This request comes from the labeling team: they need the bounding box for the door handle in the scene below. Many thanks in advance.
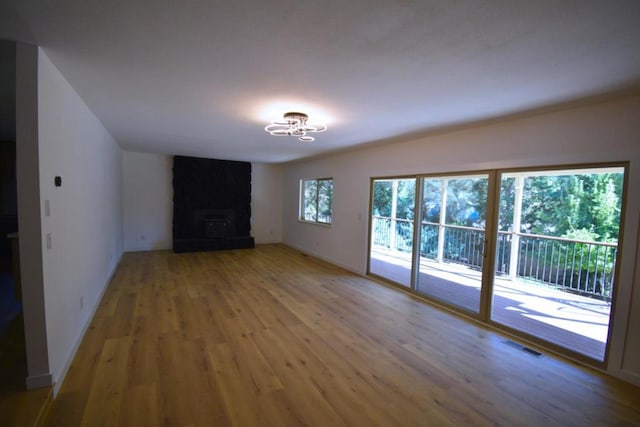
[477,237,487,258]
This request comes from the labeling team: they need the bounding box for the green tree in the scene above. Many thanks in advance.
[590,174,622,241]
[498,177,515,231]
[445,178,487,227]
[303,180,317,221]
[422,178,442,223]
[396,179,415,220]
[521,176,571,235]
[317,179,333,222]
[519,172,623,242]
[372,181,392,217]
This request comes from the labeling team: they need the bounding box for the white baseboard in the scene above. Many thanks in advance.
[614,369,640,387]
[283,242,364,276]
[123,242,172,252]
[255,239,282,245]
[26,372,53,389]
[52,251,122,397]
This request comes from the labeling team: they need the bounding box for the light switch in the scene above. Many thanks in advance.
[45,200,50,217]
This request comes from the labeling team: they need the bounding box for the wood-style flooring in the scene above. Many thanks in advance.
[369,250,610,360]
[45,244,640,426]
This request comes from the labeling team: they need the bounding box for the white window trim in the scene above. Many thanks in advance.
[299,177,333,226]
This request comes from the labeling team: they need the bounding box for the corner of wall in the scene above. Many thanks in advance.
[16,41,52,388]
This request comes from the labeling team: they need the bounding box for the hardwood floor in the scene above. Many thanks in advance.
[0,386,52,427]
[45,244,640,426]
[369,250,611,360]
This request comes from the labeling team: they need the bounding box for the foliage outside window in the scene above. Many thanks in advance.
[498,172,623,242]
[301,178,333,224]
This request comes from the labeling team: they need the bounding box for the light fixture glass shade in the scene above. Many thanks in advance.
[265,112,326,142]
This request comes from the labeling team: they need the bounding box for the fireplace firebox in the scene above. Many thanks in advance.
[204,218,230,238]
[193,209,236,239]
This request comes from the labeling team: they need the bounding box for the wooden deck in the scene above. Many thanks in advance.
[370,249,610,360]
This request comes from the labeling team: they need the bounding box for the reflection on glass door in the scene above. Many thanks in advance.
[415,175,489,313]
[369,178,416,287]
[490,167,625,361]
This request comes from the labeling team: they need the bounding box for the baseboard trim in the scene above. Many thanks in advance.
[283,243,364,276]
[615,369,640,387]
[25,373,52,389]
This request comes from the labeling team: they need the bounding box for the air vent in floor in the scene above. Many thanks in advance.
[503,340,543,357]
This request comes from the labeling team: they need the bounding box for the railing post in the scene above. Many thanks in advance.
[437,179,447,262]
[390,180,398,251]
[509,175,524,280]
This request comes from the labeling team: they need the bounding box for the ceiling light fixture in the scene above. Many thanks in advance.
[265,112,326,142]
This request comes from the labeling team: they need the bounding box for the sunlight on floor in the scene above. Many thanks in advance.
[370,248,610,359]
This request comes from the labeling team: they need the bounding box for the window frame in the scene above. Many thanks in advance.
[366,162,629,368]
[299,177,333,225]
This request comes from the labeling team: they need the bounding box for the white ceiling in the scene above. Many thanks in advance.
[1,0,639,163]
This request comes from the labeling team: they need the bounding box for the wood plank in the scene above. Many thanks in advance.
[156,334,229,426]
[124,315,159,388]
[41,244,640,426]
[44,391,85,427]
[248,326,347,426]
[206,341,267,426]
[80,336,131,426]
[0,386,51,427]
[117,384,162,427]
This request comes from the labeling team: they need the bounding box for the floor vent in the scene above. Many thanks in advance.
[503,340,543,357]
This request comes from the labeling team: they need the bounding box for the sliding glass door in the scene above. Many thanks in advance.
[416,174,489,313]
[490,166,625,361]
[368,164,626,363]
[369,178,416,287]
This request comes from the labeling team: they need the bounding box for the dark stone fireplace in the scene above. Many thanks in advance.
[172,156,254,253]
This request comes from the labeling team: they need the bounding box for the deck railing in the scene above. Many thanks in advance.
[371,216,616,300]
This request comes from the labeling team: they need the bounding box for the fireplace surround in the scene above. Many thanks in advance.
[172,156,254,252]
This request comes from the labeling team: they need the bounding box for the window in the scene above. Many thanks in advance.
[300,178,333,224]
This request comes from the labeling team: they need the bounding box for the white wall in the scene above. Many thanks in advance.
[281,95,640,385]
[123,151,173,251]
[121,152,283,250]
[251,163,283,244]
[37,49,123,393]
